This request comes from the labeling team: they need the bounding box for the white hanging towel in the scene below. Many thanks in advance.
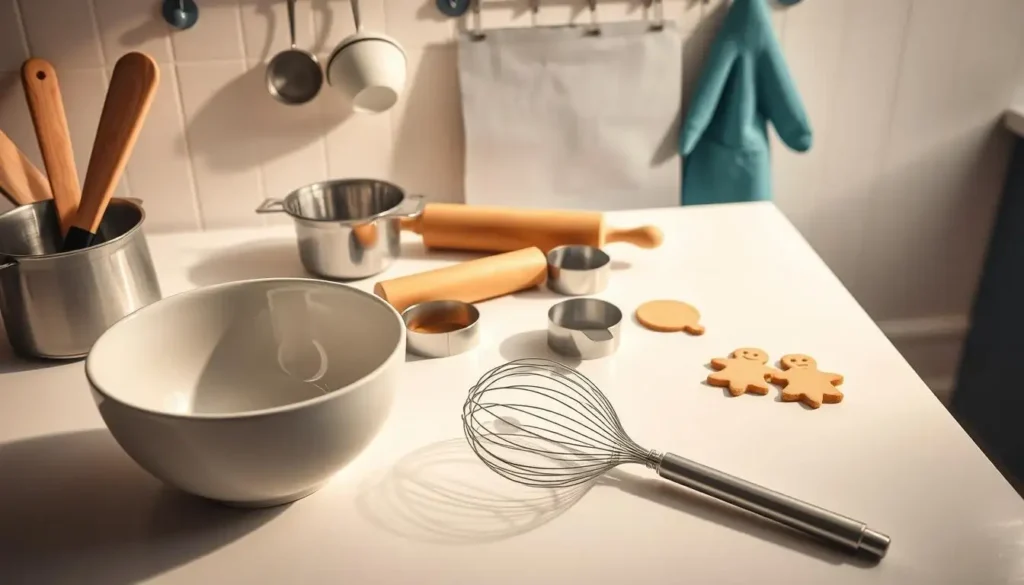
[458,21,682,211]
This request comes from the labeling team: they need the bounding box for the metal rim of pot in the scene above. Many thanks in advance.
[0,197,147,269]
[254,178,424,225]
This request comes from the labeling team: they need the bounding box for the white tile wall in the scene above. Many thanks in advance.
[0,0,706,234]
[2,0,1024,393]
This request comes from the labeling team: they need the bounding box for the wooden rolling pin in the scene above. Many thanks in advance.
[399,203,663,253]
[374,247,547,312]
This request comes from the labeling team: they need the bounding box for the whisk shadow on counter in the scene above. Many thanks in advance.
[356,436,876,565]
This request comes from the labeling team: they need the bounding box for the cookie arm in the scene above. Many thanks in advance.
[710,357,729,370]
[763,366,783,381]
[770,370,789,384]
[684,323,706,335]
[826,372,844,385]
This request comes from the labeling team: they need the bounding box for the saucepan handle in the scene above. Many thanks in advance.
[390,194,425,218]
[656,452,891,560]
[256,198,286,214]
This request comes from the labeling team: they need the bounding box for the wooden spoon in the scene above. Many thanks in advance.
[21,58,80,233]
[63,52,159,252]
[0,129,51,206]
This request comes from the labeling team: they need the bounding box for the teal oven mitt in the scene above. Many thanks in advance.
[678,0,811,206]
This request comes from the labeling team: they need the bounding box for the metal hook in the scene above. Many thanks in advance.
[469,0,486,40]
[584,0,600,36]
[645,0,665,31]
[162,0,199,30]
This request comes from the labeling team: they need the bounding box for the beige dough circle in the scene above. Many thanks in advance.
[635,300,705,335]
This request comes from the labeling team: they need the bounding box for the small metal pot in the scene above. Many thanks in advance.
[257,179,424,280]
[547,298,622,359]
[0,198,162,359]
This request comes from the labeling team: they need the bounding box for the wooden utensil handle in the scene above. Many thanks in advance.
[0,129,52,206]
[373,247,548,312]
[22,58,80,233]
[72,52,159,239]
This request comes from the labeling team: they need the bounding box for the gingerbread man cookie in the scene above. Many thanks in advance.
[707,348,779,396]
[635,300,705,335]
[770,354,843,409]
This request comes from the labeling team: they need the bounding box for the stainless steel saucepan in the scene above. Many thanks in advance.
[0,198,162,359]
[257,179,424,280]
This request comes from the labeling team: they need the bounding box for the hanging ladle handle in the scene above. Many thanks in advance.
[286,0,298,49]
[350,0,362,32]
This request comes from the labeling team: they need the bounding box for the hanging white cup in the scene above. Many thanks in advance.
[326,0,406,114]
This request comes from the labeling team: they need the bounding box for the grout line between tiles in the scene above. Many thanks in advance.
[84,0,108,68]
[166,39,206,231]
[235,0,269,225]
[12,0,30,57]
[314,1,330,178]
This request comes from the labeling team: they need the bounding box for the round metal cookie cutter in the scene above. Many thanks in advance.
[546,245,611,296]
[547,298,622,359]
[402,300,480,358]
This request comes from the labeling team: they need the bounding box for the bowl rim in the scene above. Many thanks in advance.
[85,277,406,421]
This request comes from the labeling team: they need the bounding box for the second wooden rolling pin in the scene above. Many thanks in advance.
[399,203,663,253]
[374,247,547,312]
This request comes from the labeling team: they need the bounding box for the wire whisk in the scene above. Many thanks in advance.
[462,358,891,559]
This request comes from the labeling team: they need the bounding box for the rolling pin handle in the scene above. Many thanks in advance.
[604,225,663,249]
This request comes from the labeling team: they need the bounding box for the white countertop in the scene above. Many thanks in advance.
[2,202,1023,584]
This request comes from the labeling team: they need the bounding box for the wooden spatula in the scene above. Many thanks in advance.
[63,52,159,252]
[0,129,52,206]
[22,58,80,232]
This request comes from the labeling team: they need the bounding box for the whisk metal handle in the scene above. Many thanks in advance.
[656,453,890,559]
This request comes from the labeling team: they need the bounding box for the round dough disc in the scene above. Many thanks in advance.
[635,300,701,332]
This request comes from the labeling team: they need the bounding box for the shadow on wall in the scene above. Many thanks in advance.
[117,0,352,62]
[178,63,351,173]
[0,429,286,585]
[390,45,466,202]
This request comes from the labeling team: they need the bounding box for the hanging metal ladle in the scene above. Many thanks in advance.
[266,0,324,105]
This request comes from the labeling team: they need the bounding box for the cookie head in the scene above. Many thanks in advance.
[781,354,816,369]
[732,347,768,363]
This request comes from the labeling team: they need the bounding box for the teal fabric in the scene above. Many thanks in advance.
[679,0,811,206]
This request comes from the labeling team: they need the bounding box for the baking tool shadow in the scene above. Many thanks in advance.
[0,429,285,585]
[179,64,350,172]
[187,239,311,286]
[0,340,71,374]
[511,285,569,300]
[398,240,482,263]
[356,438,589,544]
[356,438,878,565]
[499,329,582,369]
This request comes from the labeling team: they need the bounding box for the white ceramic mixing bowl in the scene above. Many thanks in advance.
[86,278,405,507]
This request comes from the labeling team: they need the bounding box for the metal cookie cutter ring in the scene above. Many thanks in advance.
[403,300,480,358]
[546,245,610,296]
[547,298,622,359]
